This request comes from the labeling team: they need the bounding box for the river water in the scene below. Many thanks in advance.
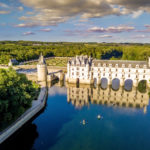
[1,81,150,150]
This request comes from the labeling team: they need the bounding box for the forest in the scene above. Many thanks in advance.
[0,41,150,64]
[0,68,39,131]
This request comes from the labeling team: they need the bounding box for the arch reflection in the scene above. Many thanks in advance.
[67,83,149,113]
[100,78,108,89]
[112,78,120,91]
[124,79,133,91]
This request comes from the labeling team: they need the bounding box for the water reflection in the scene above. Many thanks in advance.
[124,79,133,91]
[0,123,38,150]
[67,83,149,113]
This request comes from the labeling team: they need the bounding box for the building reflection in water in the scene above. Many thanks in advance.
[66,83,149,114]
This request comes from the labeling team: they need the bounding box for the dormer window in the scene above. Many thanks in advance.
[103,63,106,67]
[128,64,132,68]
[136,65,139,68]
[143,65,147,69]
[122,64,125,68]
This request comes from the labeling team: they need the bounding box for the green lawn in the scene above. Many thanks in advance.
[27,57,70,67]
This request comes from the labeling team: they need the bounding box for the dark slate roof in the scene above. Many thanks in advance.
[93,60,148,68]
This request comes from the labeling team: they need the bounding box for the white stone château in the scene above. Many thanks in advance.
[66,55,150,87]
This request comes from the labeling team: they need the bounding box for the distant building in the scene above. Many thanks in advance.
[33,44,42,46]
[8,59,18,66]
[66,55,150,87]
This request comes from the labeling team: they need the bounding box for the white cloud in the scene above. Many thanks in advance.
[0,2,9,8]
[98,34,113,38]
[22,31,35,36]
[15,23,39,28]
[19,0,150,26]
[132,10,143,18]
[88,25,135,33]
[133,34,149,38]
[0,10,10,14]
[40,28,52,32]
[18,6,24,11]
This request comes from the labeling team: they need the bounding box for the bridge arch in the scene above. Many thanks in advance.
[100,77,108,90]
[124,79,133,91]
[111,78,120,91]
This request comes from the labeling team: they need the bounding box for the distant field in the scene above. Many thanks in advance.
[27,57,70,67]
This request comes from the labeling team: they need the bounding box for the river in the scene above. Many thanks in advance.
[1,80,150,150]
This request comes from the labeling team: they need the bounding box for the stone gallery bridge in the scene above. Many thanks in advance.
[66,56,150,87]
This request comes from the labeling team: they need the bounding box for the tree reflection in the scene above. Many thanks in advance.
[0,123,38,150]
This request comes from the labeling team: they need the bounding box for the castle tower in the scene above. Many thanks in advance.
[37,54,47,82]
[148,57,150,67]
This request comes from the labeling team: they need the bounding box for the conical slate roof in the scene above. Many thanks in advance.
[38,53,46,65]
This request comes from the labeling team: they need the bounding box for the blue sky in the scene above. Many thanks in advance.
[1,0,150,42]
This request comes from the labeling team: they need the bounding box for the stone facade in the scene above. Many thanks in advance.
[37,54,64,82]
[37,54,48,82]
[66,55,150,87]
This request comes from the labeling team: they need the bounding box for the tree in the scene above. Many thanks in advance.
[0,68,39,131]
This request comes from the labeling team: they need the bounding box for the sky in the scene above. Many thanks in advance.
[1,0,150,42]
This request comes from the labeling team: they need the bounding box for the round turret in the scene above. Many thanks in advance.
[37,54,47,82]
[148,57,150,67]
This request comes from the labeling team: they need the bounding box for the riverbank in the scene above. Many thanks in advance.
[0,82,48,144]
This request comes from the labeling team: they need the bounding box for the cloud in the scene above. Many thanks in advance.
[98,34,113,38]
[0,23,6,26]
[0,2,9,8]
[0,2,11,14]
[26,11,35,15]
[135,24,150,33]
[132,10,143,18]
[15,23,39,28]
[40,28,52,32]
[18,6,24,11]
[19,0,150,26]
[88,25,135,33]
[133,34,149,38]
[64,29,90,37]
[19,0,120,26]
[22,31,35,36]
[144,24,150,28]
[0,10,10,14]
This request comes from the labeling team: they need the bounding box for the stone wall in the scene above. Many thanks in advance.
[0,84,48,144]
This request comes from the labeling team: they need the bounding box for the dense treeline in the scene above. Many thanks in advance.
[0,68,39,131]
[0,41,150,64]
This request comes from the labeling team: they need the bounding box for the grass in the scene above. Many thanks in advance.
[26,57,69,67]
